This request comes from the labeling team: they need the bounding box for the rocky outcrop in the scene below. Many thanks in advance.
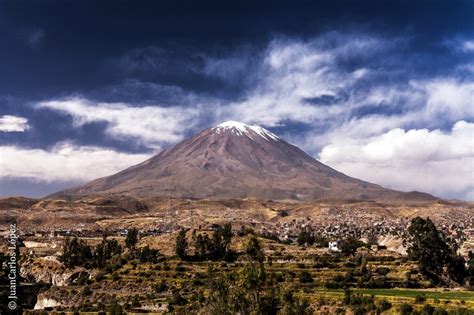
[20,256,89,286]
[378,235,407,255]
[34,297,61,310]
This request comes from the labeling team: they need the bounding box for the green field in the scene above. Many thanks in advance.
[318,288,474,301]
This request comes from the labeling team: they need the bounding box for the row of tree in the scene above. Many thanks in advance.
[60,228,161,268]
[176,223,235,261]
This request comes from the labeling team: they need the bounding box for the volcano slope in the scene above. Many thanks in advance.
[53,121,436,203]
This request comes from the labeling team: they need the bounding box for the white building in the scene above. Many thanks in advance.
[328,241,340,252]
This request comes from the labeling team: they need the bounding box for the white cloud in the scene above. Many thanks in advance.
[0,142,151,182]
[37,98,201,147]
[319,121,474,200]
[219,36,382,126]
[0,115,30,132]
[462,40,474,52]
[421,80,474,122]
[295,78,473,156]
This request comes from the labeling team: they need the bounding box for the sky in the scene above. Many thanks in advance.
[0,0,473,200]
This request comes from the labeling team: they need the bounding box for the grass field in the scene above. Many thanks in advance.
[317,288,474,301]
[355,288,474,301]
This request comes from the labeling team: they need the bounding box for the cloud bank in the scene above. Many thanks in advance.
[0,142,151,182]
[37,98,201,147]
[319,121,474,200]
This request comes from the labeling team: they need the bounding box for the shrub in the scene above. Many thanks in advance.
[82,285,92,296]
[432,308,448,315]
[131,295,141,307]
[399,303,414,315]
[325,280,343,289]
[415,294,427,304]
[378,299,392,312]
[333,274,345,283]
[422,303,435,315]
[110,273,120,281]
[153,281,168,293]
[299,271,313,283]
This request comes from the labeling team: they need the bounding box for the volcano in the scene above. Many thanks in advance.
[54,121,436,202]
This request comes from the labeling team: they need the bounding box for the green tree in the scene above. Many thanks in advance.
[299,271,313,283]
[222,223,233,254]
[95,236,122,268]
[340,236,365,256]
[108,300,123,315]
[245,236,265,262]
[194,234,209,260]
[367,229,378,247]
[467,251,474,286]
[399,303,413,315]
[210,225,224,259]
[314,232,329,247]
[60,236,93,268]
[205,278,235,315]
[125,228,138,250]
[297,227,315,246]
[138,245,161,263]
[405,217,466,284]
[281,290,311,315]
[175,228,188,259]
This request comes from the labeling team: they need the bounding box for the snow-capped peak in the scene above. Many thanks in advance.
[212,121,280,141]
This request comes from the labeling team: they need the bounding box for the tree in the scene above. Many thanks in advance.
[194,234,209,260]
[299,271,313,283]
[399,303,413,315]
[468,251,474,286]
[222,223,233,254]
[175,228,188,259]
[125,228,138,250]
[340,236,365,256]
[447,254,467,284]
[297,227,315,246]
[367,229,378,247]
[241,262,267,312]
[281,290,311,315]
[108,300,123,315]
[95,236,122,268]
[60,236,93,268]
[138,245,161,263]
[245,236,265,262]
[314,233,329,248]
[210,226,224,259]
[405,217,466,284]
[206,278,234,315]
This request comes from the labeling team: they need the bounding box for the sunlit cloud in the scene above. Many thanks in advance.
[0,142,151,182]
[0,115,30,132]
[37,98,202,148]
[319,121,474,200]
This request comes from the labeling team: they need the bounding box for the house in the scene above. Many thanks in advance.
[328,241,340,252]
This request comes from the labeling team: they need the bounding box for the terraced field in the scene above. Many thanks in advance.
[23,234,474,313]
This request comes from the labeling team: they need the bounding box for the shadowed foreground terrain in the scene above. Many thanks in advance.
[1,195,473,313]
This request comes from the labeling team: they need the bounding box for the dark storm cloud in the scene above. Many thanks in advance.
[0,0,472,99]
